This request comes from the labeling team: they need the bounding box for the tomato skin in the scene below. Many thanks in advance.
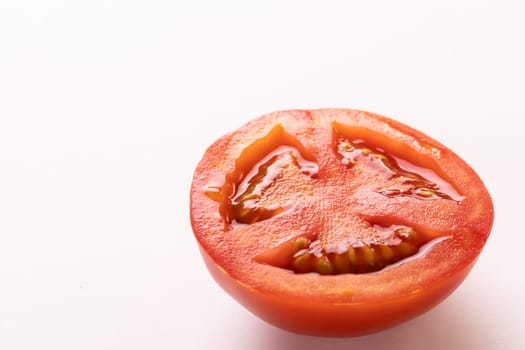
[200,246,476,336]
[190,109,493,337]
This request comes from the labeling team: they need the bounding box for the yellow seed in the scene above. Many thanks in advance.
[347,247,358,272]
[293,253,312,273]
[239,193,262,201]
[333,253,350,274]
[361,148,373,156]
[294,237,311,252]
[270,207,284,217]
[360,245,376,270]
[396,242,418,258]
[314,256,333,275]
[377,245,395,264]
[416,189,436,198]
[372,153,388,162]
[233,205,250,221]
[204,187,222,202]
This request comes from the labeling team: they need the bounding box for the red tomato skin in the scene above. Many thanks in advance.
[199,244,476,337]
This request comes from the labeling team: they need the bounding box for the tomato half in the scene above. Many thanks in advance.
[190,109,493,337]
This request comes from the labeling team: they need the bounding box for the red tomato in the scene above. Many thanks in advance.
[190,109,493,337]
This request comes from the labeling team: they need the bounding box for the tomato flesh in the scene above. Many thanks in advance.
[190,109,493,336]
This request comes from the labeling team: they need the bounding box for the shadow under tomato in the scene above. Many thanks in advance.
[247,294,485,350]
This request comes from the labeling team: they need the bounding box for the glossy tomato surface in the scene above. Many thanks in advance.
[190,109,494,337]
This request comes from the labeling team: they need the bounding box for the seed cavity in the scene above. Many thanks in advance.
[231,148,311,224]
[214,124,318,229]
[333,123,464,202]
[257,224,428,275]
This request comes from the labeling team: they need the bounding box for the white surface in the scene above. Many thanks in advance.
[1,1,524,349]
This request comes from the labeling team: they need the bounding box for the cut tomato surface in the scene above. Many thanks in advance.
[190,109,494,337]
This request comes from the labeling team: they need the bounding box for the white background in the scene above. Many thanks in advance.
[1,1,524,349]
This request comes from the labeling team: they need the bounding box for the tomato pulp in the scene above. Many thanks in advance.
[190,109,494,337]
